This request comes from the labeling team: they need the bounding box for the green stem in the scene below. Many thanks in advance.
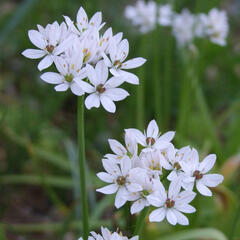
[77,96,89,240]
[134,207,149,237]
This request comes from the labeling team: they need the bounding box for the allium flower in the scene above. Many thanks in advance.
[158,4,173,26]
[22,21,73,71]
[172,9,195,47]
[81,60,129,113]
[204,8,229,46]
[103,38,146,84]
[127,168,159,214]
[125,119,175,151]
[79,226,139,240]
[40,53,86,95]
[125,0,157,33]
[180,152,224,196]
[106,132,137,163]
[148,180,196,225]
[97,157,142,208]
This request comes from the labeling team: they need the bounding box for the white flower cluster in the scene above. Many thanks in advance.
[97,120,224,225]
[125,1,229,47]
[78,227,138,240]
[22,6,146,113]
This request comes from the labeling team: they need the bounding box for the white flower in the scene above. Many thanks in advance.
[81,60,129,113]
[40,52,86,95]
[22,21,73,71]
[127,168,159,214]
[158,4,174,26]
[172,9,195,47]
[96,157,142,208]
[105,132,138,163]
[79,227,139,240]
[125,0,157,33]
[103,38,146,84]
[125,119,175,151]
[64,6,104,36]
[147,180,196,225]
[205,8,229,46]
[180,152,224,196]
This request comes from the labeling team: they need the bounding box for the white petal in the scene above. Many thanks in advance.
[28,30,46,49]
[100,95,116,113]
[77,7,88,30]
[175,190,196,205]
[168,180,181,199]
[40,72,63,84]
[147,195,164,207]
[121,57,146,69]
[110,68,121,77]
[96,60,108,84]
[86,64,98,86]
[89,12,102,27]
[125,129,146,146]
[85,93,100,110]
[199,154,216,174]
[70,81,84,96]
[54,83,69,92]
[147,120,159,139]
[97,172,114,183]
[120,156,132,176]
[22,49,46,59]
[149,207,166,222]
[201,174,224,187]
[175,204,196,213]
[196,181,212,196]
[173,209,189,225]
[104,77,124,88]
[76,80,95,93]
[54,56,68,75]
[102,158,120,175]
[108,139,127,156]
[104,88,129,101]
[131,200,146,214]
[97,184,118,194]
[38,55,53,71]
[115,187,127,208]
[158,131,175,142]
[117,39,129,62]
[166,209,177,225]
[118,70,139,85]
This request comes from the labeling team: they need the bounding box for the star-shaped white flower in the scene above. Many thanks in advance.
[180,152,224,196]
[81,60,129,113]
[40,52,86,95]
[125,119,175,151]
[147,180,196,225]
[102,38,146,84]
[22,21,73,71]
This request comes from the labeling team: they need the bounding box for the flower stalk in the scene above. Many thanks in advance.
[77,95,89,240]
[134,207,149,237]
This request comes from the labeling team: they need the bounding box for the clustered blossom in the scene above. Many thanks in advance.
[22,6,146,113]
[97,120,224,225]
[78,227,139,240]
[125,1,229,47]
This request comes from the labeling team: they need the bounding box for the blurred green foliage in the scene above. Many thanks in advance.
[0,0,240,239]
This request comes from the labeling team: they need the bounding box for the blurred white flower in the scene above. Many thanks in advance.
[22,21,73,71]
[158,4,173,26]
[125,0,157,33]
[172,9,195,47]
[81,61,129,113]
[180,152,224,196]
[148,180,196,225]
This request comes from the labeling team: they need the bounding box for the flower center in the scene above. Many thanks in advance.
[46,45,55,53]
[113,60,122,68]
[146,137,155,146]
[65,74,73,83]
[193,170,203,180]
[173,162,181,170]
[96,84,106,93]
[141,189,151,197]
[117,176,126,186]
[165,198,175,208]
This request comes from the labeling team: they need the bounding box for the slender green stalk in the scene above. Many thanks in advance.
[77,96,89,240]
[136,36,148,130]
[134,207,149,237]
[153,28,162,126]
[163,30,173,129]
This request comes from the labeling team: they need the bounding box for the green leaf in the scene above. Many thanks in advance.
[160,228,227,240]
[0,226,7,240]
